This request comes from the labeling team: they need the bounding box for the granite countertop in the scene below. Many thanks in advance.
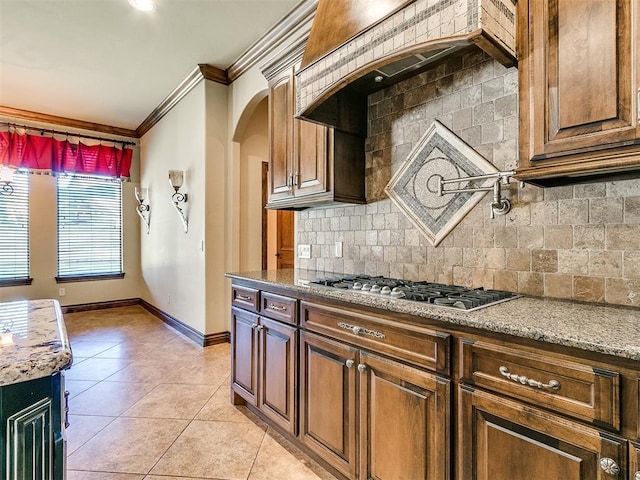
[227,269,640,362]
[0,299,73,387]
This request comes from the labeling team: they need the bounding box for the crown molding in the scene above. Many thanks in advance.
[0,106,138,138]
[226,0,317,82]
[136,64,227,137]
[199,64,230,85]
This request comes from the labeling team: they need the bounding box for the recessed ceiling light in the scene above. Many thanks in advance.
[128,0,155,11]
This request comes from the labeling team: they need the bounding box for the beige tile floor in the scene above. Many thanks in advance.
[64,305,337,480]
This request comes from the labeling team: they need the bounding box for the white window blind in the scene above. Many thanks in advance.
[0,173,30,284]
[57,175,123,279]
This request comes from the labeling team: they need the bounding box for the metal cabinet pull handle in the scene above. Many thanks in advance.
[268,304,287,312]
[337,322,386,339]
[251,323,258,329]
[637,88,640,121]
[64,390,70,428]
[599,458,620,476]
[236,294,252,301]
[345,359,354,368]
[357,364,367,373]
[499,366,560,391]
[294,171,300,187]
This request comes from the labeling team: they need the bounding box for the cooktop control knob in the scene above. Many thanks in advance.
[370,284,382,293]
[380,286,391,295]
[390,287,405,298]
[361,283,372,291]
[353,282,362,290]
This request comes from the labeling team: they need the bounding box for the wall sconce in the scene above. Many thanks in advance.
[168,170,188,233]
[0,166,15,196]
[135,187,151,234]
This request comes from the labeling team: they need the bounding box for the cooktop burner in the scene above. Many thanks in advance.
[310,274,519,311]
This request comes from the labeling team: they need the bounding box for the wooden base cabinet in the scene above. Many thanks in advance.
[458,386,627,480]
[359,351,450,480]
[300,330,358,479]
[231,307,259,406]
[231,307,297,434]
[300,330,451,480]
[630,442,640,480]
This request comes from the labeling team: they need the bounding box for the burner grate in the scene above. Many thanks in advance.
[310,275,519,311]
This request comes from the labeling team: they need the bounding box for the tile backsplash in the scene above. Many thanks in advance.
[296,48,640,308]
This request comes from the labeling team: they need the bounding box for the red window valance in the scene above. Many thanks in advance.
[0,131,132,179]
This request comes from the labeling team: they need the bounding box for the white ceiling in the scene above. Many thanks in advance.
[0,0,299,131]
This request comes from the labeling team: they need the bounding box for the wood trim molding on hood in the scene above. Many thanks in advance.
[296,0,517,132]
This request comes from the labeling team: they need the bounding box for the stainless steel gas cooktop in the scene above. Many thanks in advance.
[310,274,520,311]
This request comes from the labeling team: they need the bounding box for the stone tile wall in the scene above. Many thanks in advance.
[295,48,640,308]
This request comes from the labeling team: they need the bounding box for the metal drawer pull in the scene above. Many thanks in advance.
[357,364,367,373]
[599,458,620,476]
[64,390,70,428]
[498,366,560,391]
[345,359,354,368]
[236,294,252,301]
[337,322,386,339]
[268,304,287,312]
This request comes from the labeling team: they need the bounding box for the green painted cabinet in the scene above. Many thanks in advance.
[1,373,66,480]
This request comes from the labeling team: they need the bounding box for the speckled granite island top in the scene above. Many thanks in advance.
[0,299,73,386]
[227,269,640,362]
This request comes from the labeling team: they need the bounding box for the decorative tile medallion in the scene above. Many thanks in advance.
[384,120,498,246]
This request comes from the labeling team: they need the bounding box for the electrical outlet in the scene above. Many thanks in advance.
[298,244,311,259]
[58,288,66,296]
[335,241,343,258]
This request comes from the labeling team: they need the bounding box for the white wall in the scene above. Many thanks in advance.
[139,82,207,333]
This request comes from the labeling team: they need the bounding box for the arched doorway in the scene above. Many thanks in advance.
[235,96,294,271]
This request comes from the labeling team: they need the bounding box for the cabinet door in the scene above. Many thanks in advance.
[299,331,358,479]
[231,307,259,406]
[293,118,329,197]
[268,70,294,203]
[524,0,636,158]
[359,351,450,480]
[458,386,627,480]
[258,317,297,435]
[7,397,53,480]
[631,441,640,480]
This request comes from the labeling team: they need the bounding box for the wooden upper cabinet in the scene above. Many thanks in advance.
[268,70,295,204]
[264,47,365,210]
[517,0,640,186]
[294,118,330,197]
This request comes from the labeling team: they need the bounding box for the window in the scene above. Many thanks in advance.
[57,175,123,281]
[0,173,31,286]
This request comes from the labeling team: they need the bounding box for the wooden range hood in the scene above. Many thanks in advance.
[295,0,517,136]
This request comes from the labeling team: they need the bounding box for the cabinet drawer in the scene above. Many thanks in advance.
[231,285,260,313]
[460,338,620,430]
[261,292,297,325]
[300,301,449,374]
